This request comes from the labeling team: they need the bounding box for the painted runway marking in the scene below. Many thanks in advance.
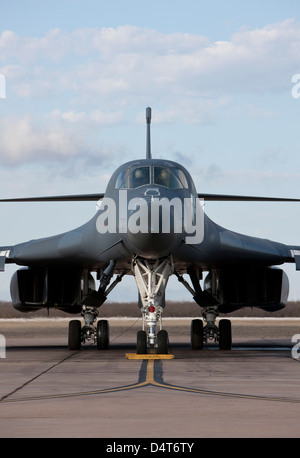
[1,358,300,404]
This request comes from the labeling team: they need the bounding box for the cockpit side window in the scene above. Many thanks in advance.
[173,169,189,189]
[154,167,188,189]
[115,166,150,189]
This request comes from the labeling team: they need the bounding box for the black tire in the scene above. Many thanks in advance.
[157,330,168,354]
[97,320,109,349]
[68,320,81,350]
[137,330,147,354]
[191,319,203,350]
[219,319,232,350]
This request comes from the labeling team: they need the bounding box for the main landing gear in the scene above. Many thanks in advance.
[190,306,232,350]
[68,306,110,351]
[175,270,232,350]
[132,256,173,354]
[68,261,125,351]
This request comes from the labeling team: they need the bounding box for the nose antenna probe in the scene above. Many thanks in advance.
[146,107,152,159]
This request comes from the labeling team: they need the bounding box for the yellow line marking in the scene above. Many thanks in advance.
[2,359,300,404]
[0,359,155,403]
[125,353,174,359]
[146,359,154,383]
[152,382,300,403]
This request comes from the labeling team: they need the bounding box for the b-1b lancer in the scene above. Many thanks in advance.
[1,107,300,353]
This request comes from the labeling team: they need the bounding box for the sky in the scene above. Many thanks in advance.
[1,0,300,304]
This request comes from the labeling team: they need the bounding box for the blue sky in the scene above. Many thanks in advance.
[2,0,299,38]
[1,1,300,303]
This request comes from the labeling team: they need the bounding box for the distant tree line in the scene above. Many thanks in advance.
[0,300,300,318]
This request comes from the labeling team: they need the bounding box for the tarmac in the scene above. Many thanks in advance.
[0,317,299,439]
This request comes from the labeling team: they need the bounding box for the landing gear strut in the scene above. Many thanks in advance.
[132,256,173,354]
[81,305,98,343]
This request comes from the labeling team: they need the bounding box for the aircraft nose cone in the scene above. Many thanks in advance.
[128,231,181,257]
[126,198,183,257]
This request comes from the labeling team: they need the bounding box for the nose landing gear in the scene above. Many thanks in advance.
[132,256,173,354]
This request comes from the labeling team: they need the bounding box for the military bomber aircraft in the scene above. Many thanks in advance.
[1,107,300,353]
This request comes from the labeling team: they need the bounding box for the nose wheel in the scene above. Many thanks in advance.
[157,329,168,354]
[136,329,169,354]
[137,330,147,354]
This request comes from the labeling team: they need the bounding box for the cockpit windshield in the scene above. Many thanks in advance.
[116,167,150,189]
[153,167,188,189]
[115,165,189,190]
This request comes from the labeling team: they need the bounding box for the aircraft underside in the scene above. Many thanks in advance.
[6,250,290,353]
[66,254,235,353]
[69,257,288,352]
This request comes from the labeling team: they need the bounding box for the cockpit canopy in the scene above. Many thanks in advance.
[115,165,189,190]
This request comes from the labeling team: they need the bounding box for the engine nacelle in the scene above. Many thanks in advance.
[204,267,289,312]
[10,267,95,313]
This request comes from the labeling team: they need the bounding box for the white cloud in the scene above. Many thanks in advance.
[50,108,125,125]
[0,28,74,64]
[1,20,299,104]
[0,115,88,164]
[1,20,299,170]
[51,109,86,123]
[193,166,300,195]
[0,111,129,173]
